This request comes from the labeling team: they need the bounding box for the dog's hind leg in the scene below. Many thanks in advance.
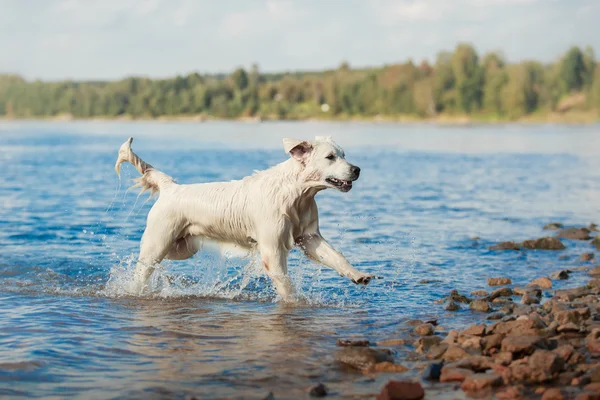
[258,242,295,301]
[165,236,202,260]
[132,207,183,293]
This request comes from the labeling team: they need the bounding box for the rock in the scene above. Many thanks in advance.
[490,242,521,251]
[591,223,599,231]
[463,324,486,336]
[449,290,471,304]
[582,253,596,262]
[414,324,434,336]
[440,367,474,382]
[501,335,545,356]
[557,322,580,333]
[470,299,491,313]
[376,381,424,400]
[262,392,275,400]
[555,287,591,301]
[489,277,513,286]
[443,345,470,362]
[377,339,408,346]
[488,319,539,336]
[592,237,600,250]
[370,362,409,373]
[522,237,566,250]
[553,344,575,362]
[513,287,541,297]
[554,309,589,325]
[309,383,328,398]
[481,334,505,354]
[496,386,523,400]
[544,223,564,230]
[418,279,440,284]
[494,351,513,365]
[590,267,600,276]
[336,347,393,371]
[445,300,460,311]
[487,312,506,320]
[422,363,443,381]
[522,293,540,305]
[527,350,565,382]
[414,336,443,354]
[550,270,570,280]
[575,393,600,400]
[490,287,513,300]
[584,383,600,393]
[542,388,564,400]
[426,343,449,360]
[471,290,489,297]
[461,373,502,392]
[557,227,592,240]
[528,277,552,289]
[448,356,494,372]
[336,339,370,347]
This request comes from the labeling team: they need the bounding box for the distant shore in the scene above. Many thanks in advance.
[1,110,598,125]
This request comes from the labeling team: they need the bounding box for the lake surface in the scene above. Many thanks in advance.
[1,121,600,399]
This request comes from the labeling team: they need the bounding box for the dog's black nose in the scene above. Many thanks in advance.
[351,166,361,179]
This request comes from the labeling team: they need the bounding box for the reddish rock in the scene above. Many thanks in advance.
[482,334,506,353]
[376,380,424,400]
[590,267,600,276]
[582,253,596,262]
[501,335,545,356]
[414,324,434,336]
[471,290,489,297]
[527,350,565,382]
[447,356,493,372]
[493,351,513,365]
[335,347,393,371]
[426,343,448,360]
[542,388,564,400]
[470,299,491,313]
[557,322,580,333]
[463,324,486,336]
[460,373,502,391]
[414,336,443,354]
[575,393,600,400]
[522,293,540,305]
[443,345,470,362]
[584,383,600,394]
[440,367,474,382]
[489,277,513,286]
[370,362,409,373]
[496,386,523,400]
[528,277,552,289]
[490,287,514,300]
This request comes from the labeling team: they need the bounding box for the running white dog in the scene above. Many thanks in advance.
[115,136,373,301]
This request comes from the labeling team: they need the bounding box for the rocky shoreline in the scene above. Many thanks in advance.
[329,224,600,400]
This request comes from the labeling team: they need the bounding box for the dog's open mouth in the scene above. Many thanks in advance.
[326,177,353,192]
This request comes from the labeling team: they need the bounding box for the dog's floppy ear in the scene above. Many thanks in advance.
[283,138,312,161]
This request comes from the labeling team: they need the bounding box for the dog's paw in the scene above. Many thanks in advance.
[352,275,373,285]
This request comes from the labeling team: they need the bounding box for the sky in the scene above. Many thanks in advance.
[1,0,599,81]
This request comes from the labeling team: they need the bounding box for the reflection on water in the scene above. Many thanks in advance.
[1,121,600,398]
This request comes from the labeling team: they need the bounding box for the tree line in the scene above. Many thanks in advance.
[1,44,598,121]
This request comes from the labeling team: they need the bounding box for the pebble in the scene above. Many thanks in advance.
[528,277,552,289]
[376,381,424,400]
[309,383,328,398]
[488,277,512,286]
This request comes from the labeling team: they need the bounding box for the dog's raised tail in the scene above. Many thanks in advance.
[115,137,174,196]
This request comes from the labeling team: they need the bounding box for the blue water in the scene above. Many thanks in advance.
[1,121,600,399]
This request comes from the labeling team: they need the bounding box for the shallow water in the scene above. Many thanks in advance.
[1,121,600,399]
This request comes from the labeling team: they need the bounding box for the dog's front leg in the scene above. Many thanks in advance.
[298,234,373,285]
[259,243,295,301]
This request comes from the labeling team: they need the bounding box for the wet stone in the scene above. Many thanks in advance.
[415,336,443,354]
[490,287,513,300]
[522,293,540,305]
[522,237,566,250]
[592,237,600,250]
[422,363,443,381]
[426,343,448,360]
[440,367,474,382]
[414,324,434,336]
[501,335,545,356]
[544,223,564,230]
[470,299,491,313]
[336,347,393,371]
[589,267,600,276]
[376,381,424,400]
[557,227,592,240]
[449,290,471,304]
[490,242,521,251]
[489,277,513,286]
[487,312,506,321]
[528,277,552,289]
[336,339,370,347]
[460,373,502,392]
[582,253,596,262]
[471,290,489,297]
[370,362,409,373]
[550,270,570,280]
[542,388,564,400]
[443,345,470,362]
[445,300,460,312]
[309,383,328,398]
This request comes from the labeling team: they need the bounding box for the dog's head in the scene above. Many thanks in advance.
[283,136,360,192]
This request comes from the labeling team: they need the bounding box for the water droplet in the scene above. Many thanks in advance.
[82,230,87,233]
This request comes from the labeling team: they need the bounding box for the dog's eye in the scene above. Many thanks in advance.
[326,154,336,161]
